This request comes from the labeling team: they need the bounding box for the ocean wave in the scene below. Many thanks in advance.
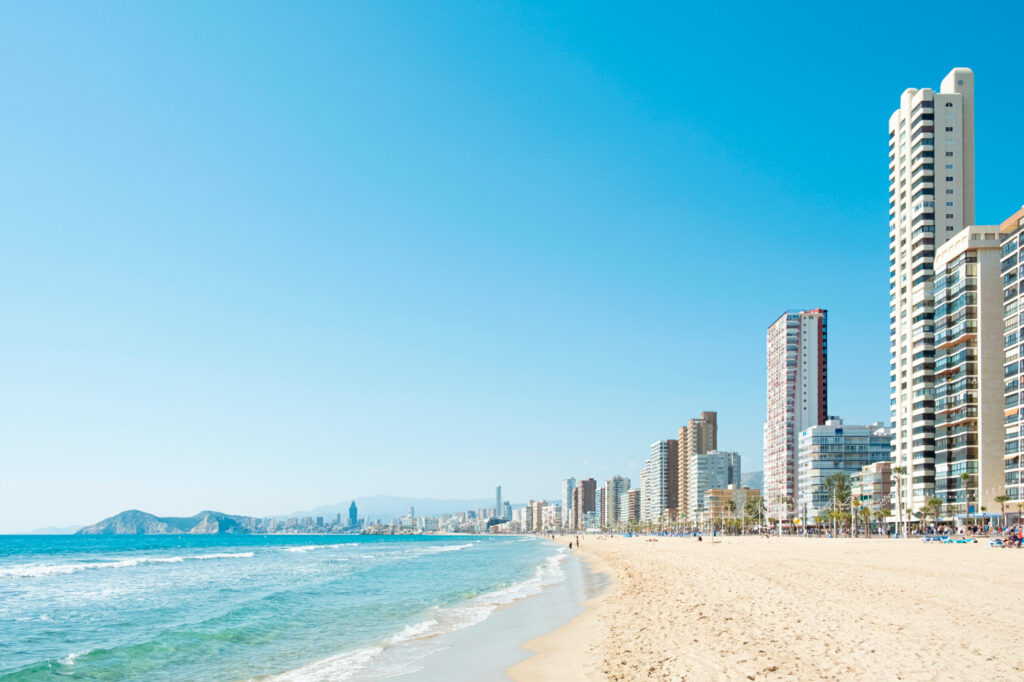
[384,619,439,645]
[0,552,254,579]
[402,542,476,557]
[282,543,355,553]
[264,547,568,680]
[263,646,384,681]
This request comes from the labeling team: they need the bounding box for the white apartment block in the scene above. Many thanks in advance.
[796,418,893,521]
[889,67,975,517]
[933,226,1003,520]
[604,476,630,528]
[763,309,827,521]
[640,440,675,522]
[998,208,1024,506]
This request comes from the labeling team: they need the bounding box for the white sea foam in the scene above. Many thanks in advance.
[384,619,439,645]
[402,542,476,558]
[59,650,87,666]
[263,646,384,681]
[283,543,353,553]
[0,552,254,579]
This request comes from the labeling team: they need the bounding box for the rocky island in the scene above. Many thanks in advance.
[76,509,261,535]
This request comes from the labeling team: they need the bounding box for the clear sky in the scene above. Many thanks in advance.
[1,2,1021,532]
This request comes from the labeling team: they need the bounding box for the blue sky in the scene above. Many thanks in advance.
[1,2,1021,532]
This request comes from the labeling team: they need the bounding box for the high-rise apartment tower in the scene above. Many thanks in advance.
[888,68,975,517]
[560,477,576,526]
[677,411,717,518]
[763,309,827,521]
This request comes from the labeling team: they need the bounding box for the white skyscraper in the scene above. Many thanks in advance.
[763,309,827,522]
[888,68,975,518]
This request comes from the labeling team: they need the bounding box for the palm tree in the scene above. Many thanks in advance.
[873,508,888,536]
[995,495,1010,527]
[825,473,851,537]
[724,500,736,535]
[960,472,971,526]
[892,466,907,538]
[743,498,759,535]
[858,505,872,534]
[924,497,943,533]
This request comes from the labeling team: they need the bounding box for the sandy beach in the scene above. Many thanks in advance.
[509,535,1024,681]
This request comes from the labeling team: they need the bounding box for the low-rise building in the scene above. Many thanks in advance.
[797,418,893,522]
[852,461,892,513]
[705,486,761,521]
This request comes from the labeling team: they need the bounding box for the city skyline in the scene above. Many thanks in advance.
[2,4,1023,534]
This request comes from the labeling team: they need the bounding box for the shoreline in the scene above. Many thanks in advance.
[507,538,614,681]
[384,538,607,680]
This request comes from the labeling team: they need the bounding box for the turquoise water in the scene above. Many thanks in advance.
[0,534,563,680]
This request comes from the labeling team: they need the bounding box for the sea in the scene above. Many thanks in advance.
[0,534,592,681]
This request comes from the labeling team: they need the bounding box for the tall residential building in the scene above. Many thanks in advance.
[689,450,741,517]
[560,477,576,526]
[796,418,893,522]
[641,440,678,522]
[934,225,1003,520]
[677,411,717,519]
[605,476,630,529]
[998,207,1024,506]
[763,309,827,521]
[625,488,641,524]
[531,500,547,532]
[495,486,502,518]
[572,478,596,530]
[889,67,975,518]
[597,487,605,527]
[348,501,358,528]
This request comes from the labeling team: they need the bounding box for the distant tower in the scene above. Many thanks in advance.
[495,486,502,517]
[348,501,358,528]
[561,477,576,526]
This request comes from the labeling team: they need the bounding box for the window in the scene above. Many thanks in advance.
[946,164,954,169]
[946,176,954,181]
[945,127,953,131]
[945,152,954,157]
[946,102,953,107]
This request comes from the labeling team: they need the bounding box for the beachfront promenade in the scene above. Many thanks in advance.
[510,535,1024,681]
